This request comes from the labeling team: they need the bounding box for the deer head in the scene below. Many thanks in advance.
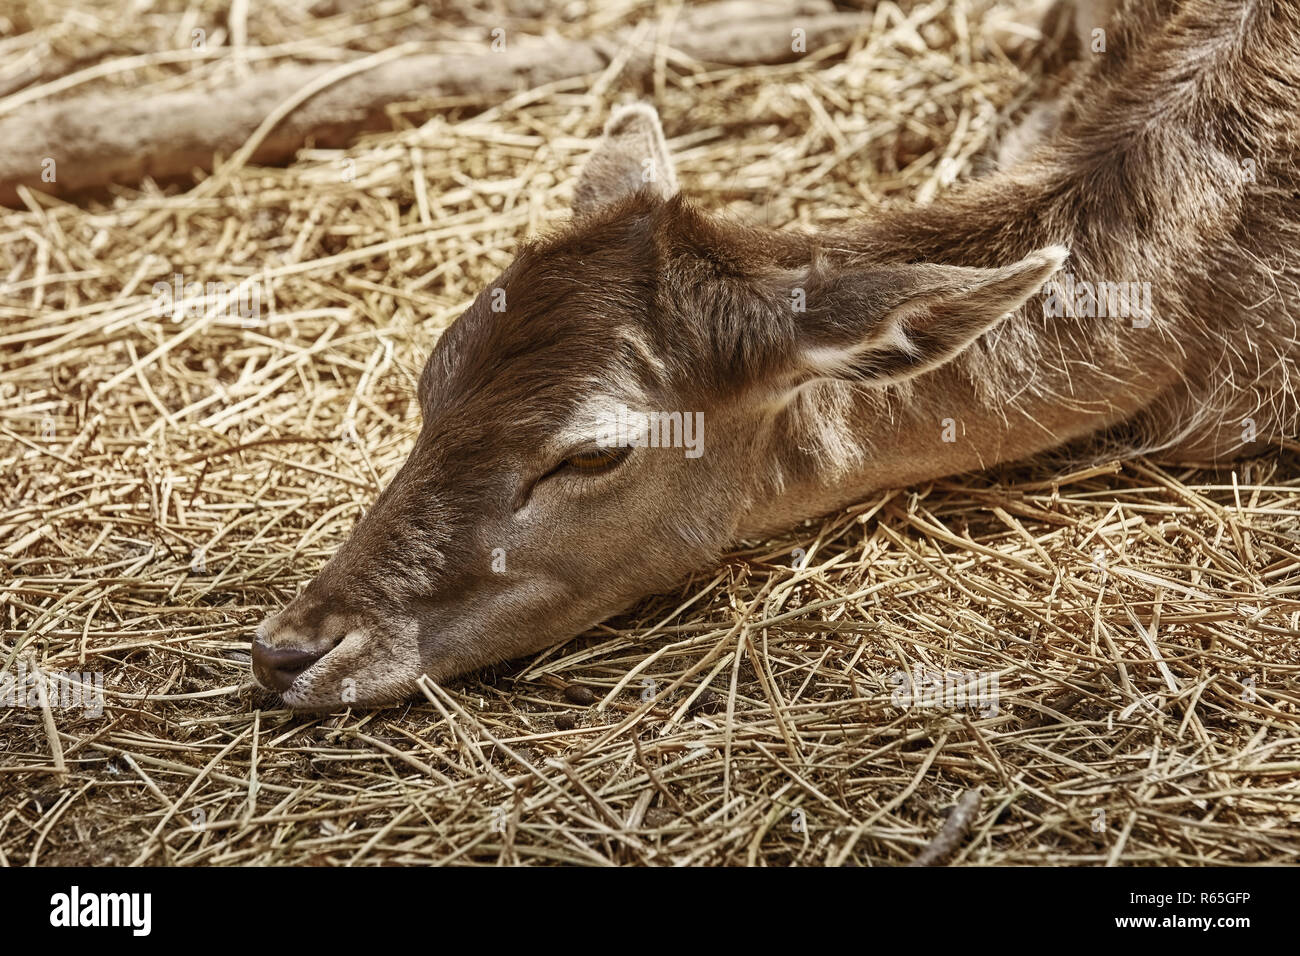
[252,104,1065,709]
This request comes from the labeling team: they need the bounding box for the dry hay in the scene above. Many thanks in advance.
[1,0,1298,867]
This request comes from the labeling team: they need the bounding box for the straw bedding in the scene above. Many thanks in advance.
[1,0,1297,866]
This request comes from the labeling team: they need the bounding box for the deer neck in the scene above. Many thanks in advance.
[732,180,1179,539]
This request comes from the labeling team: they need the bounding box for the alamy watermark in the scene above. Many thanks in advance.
[151,273,271,327]
[50,886,150,936]
[1,663,104,718]
[595,403,705,458]
[890,668,999,717]
[1042,272,1153,327]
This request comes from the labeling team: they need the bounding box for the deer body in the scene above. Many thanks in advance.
[255,0,1299,709]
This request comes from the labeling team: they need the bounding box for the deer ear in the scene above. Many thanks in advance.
[573,104,679,217]
[791,245,1067,386]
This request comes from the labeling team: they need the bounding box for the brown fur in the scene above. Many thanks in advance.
[255,0,1299,709]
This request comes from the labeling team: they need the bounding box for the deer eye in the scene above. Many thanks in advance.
[561,445,631,474]
[517,444,632,511]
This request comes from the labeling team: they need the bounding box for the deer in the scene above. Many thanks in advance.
[252,0,1299,710]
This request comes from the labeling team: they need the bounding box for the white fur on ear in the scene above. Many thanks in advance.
[573,103,679,217]
[790,245,1070,389]
[1027,244,1070,279]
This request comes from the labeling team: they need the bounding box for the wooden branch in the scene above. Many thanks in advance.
[908,788,984,867]
[0,4,865,207]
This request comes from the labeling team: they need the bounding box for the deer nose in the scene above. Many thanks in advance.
[251,642,326,692]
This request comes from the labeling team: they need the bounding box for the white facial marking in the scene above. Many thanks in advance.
[558,392,649,449]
